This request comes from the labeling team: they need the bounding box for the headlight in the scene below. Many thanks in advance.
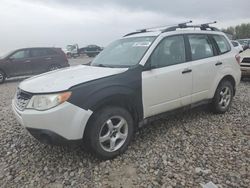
[26,92,72,111]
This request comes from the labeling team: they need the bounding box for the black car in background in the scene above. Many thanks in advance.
[79,45,103,57]
[0,47,69,84]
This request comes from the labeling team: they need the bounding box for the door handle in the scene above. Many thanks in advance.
[182,68,192,74]
[25,60,31,63]
[215,62,223,66]
[45,57,52,60]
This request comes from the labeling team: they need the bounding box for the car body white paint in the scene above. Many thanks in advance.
[142,62,192,118]
[12,28,241,140]
[12,100,93,140]
[19,65,128,93]
[136,29,241,118]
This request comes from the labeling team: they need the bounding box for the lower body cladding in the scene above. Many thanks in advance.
[12,101,93,144]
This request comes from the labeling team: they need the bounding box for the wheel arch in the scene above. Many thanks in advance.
[82,91,142,140]
[91,94,141,122]
[0,68,7,78]
[213,74,236,97]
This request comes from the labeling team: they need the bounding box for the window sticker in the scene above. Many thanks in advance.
[133,41,152,47]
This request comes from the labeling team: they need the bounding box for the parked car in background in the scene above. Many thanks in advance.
[64,44,80,58]
[12,22,241,159]
[237,39,250,51]
[231,40,243,53]
[0,47,69,84]
[240,48,250,79]
[84,45,103,57]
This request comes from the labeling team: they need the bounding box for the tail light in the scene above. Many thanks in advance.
[235,54,241,65]
[63,52,68,62]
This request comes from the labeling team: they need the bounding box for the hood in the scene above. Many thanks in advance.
[19,65,128,93]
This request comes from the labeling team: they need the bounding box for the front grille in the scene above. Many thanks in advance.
[15,88,32,111]
[242,58,250,63]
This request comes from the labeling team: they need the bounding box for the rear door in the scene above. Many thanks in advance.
[142,35,192,118]
[7,49,32,76]
[30,48,58,74]
[186,34,219,103]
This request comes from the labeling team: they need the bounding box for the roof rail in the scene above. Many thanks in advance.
[123,20,193,37]
[162,21,219,32]
[123,21,220,37]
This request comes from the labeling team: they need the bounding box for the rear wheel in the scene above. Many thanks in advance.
[0,70,6,84]
[48,64,60,71]
[84,106,134,160]
[211,80,233,114]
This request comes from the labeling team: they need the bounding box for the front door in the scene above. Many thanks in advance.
[7,49,32,77]
[142,35,192,118]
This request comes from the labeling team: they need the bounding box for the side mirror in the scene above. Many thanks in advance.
[143,59,156,71]
[8,57,14,61]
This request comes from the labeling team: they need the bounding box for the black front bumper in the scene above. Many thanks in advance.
[27,128,81,145]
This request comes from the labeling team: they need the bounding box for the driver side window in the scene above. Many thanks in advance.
[150,35,186,68]
[10,50,29,60]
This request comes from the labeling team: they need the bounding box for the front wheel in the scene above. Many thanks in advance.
[0,70,6,84]
[211,80,234,114]
[84,106,134,160]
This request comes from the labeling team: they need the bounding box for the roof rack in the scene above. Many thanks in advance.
[162,21,219,32]
[124,21,220,37]
[123,20,193,37]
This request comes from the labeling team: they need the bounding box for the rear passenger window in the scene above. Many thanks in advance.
[188,35,214,61]
[213,35,231,54]
[46,49,57,55]
[31,49,48,57]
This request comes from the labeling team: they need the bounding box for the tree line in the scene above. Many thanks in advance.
[221,23,250,40]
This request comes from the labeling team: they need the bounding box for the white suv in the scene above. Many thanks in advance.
[12,22,241,159]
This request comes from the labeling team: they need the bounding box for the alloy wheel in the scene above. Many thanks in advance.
[99,116,128,152]
[219,86,232,109]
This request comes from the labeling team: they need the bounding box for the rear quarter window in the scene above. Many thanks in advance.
[213,35,231,54]
[31,49,48,57]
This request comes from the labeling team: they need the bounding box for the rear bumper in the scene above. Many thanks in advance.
[241,67,250,76]
[12,100,93,142]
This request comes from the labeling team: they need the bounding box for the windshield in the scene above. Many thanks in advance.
[1,50,15,59]
[66,45,75,51]
[91,36,155,68]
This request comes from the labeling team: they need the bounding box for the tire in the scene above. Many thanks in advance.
[0,70,6,84]
[84,106,134,160]
[211,80,234,114]
[48,64,60,71]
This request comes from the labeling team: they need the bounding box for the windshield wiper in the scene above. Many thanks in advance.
[93,64,115,68]
[97,64,107,67]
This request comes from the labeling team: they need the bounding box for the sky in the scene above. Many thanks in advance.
[0,0,250,55]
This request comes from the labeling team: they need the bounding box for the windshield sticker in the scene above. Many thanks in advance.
[133,41,151,47]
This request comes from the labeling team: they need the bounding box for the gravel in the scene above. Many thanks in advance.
[0,79,249,188]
